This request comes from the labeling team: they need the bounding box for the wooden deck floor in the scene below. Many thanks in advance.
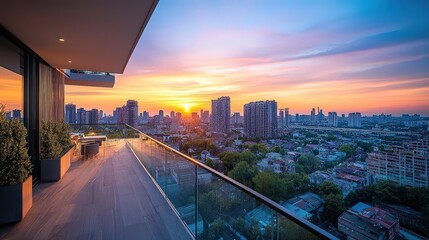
[0,140,193,240]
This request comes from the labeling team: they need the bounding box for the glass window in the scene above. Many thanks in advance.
[0,35,24,120]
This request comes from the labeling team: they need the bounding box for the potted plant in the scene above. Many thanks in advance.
[0,104,33,224]
[40,121,74,181]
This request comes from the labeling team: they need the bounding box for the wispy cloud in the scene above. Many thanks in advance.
[65,1,429,116]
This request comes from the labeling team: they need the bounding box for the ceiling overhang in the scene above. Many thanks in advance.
[0,0,158,73]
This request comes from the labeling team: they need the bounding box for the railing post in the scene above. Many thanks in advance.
[195,164,198,239]
[164,149,168,195]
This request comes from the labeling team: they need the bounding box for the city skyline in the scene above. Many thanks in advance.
[63,1,429,116]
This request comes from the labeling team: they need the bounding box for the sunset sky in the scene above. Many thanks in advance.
[64,1,429,116]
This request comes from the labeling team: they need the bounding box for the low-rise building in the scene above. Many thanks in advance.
[338,202,399,240]
[282,192,324,221]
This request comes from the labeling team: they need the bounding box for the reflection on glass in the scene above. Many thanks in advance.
[0,66,23,120]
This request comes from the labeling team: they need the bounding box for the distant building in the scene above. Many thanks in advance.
[310,108,316,125]
[87,109,99,124]
[317,107,324,122]
[65,103,76,124]
[201,110,210,123]
[113,107,123,124]
[125,100,138,127]
[170,110,175,119]
[176,112,182,121]
[99,110,104,120]
[328,112,338,127]
[159,110,164,121]
[232,112,240,125]
[367,139,429,188]
[12,109,21,120]
[348,112,362,128]
[143,111,149,121]
[279,109,285,129]
[285,108,289,127]
[191,112,199,122]
[244,100,277,139]
[338,202,399,240]
[210,96,231,134]
[77,108,86,124]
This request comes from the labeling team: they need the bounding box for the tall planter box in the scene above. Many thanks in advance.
[41,146,74,182]
[0,176,32,224]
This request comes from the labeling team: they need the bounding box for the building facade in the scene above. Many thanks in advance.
[210,96,231,134]
[244,100,277,139]
[348,112,362,128]
[125,100,138,127]
[65,103,76,124]
[310,108,316,125]
[328,112,338,127]
[367,139,429,188]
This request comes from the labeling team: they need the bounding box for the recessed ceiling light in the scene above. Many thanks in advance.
[68,60,72,63]
[58,38,65,42]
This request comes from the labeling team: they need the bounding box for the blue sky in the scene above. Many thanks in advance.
[66,0,429,115]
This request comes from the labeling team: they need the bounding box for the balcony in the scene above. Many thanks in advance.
[0,124,336,240]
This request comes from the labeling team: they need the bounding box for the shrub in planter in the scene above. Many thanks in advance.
[0,104,33,224]
[40,121,73,181]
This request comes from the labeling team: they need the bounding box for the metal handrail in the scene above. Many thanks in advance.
[124,124,337,240]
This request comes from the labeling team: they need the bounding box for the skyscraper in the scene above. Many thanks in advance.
[232,112,241,125]
[113,107,123,124]
[77,108,86,124]
[210,96,231,134]
[244,100,277,139]
[328,112,338,127]
[170,111,175,119]
[201,110,210,123]
[285,108,290,128]
[125,100,138,127]
[65,103,76,124]
[279,109,285,129]
[310,108,316,125]
[159,110,164,121]
[88,109,99,124]
[99,110,104,120]
[348,112,362,128]
[143,111,149,121]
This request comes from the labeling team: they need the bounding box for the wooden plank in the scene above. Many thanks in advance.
[0,140,192,240]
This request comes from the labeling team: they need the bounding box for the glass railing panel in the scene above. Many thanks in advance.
[165,148,197,235]
[124,126,197,236]
[196,166,321,240]
[122,125,335,240]
[277,214,320,240]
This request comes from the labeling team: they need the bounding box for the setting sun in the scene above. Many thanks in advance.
[182,103,193,113]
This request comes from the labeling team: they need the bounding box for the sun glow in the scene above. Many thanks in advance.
[182,103,193,113]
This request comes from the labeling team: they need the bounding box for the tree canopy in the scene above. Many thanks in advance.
[339,144,355,158]
[296,154,320,174]
[218,151,257,171]
[323,193,345,224]
[319,181,341,197]
[228,161,259,187]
